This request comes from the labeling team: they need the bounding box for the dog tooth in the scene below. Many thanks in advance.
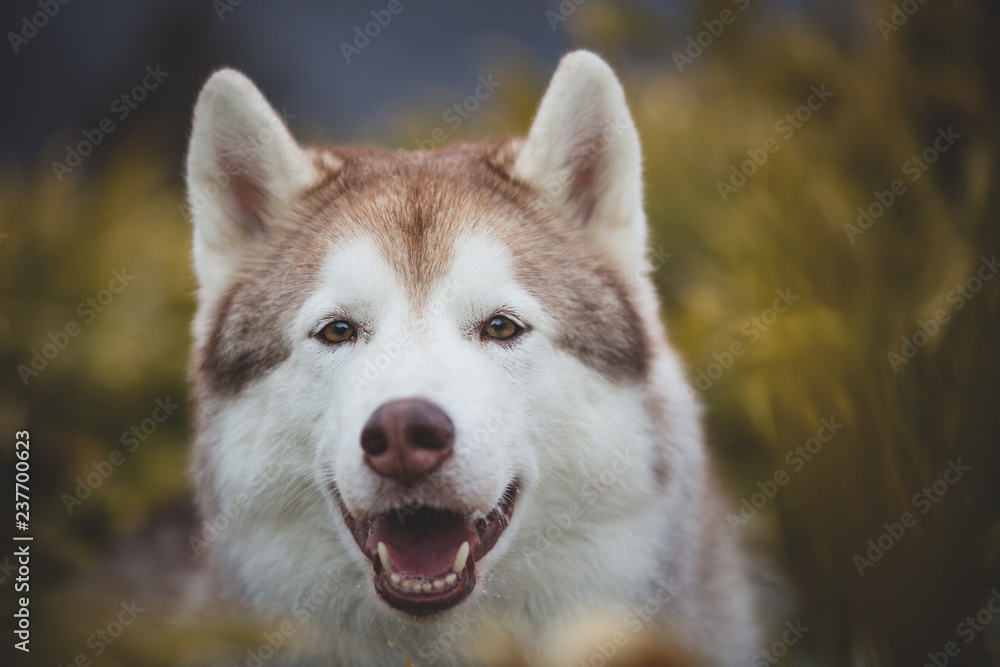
[445,573,457,585]
[433,579,445,590]
[452,541,470,574]
[377,542,392,573]
[421,582,432,593]
[402,579,413,591]
[389,573,401,585]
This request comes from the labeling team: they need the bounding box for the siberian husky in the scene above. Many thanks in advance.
[185,50,757,665]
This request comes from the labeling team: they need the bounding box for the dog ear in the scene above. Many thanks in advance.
[185,69,315,298]
[514,51,646,276]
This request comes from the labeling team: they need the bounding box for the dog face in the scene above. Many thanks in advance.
[187,52,670,629]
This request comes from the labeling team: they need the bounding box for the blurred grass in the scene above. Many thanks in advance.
[2,1,999,664]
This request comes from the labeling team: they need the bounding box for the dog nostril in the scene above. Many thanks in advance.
[408,425,448,450]
[361,398,455,482]
[361,429,388,456]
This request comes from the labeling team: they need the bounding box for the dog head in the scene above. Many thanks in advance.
[187,51,677,630]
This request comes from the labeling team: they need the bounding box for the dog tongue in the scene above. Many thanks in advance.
[366,509,479,576]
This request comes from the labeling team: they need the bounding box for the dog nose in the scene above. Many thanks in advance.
[360,399,454,482]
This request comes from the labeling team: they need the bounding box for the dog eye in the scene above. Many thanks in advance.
[319,320,356,344]
[482,315,522,341]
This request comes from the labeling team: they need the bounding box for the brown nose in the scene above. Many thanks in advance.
[360,399,454,482]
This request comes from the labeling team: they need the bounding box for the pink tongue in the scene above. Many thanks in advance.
[366,509,479,576]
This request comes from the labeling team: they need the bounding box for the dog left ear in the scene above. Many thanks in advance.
[514,50,646,276]
[186,69,317,299]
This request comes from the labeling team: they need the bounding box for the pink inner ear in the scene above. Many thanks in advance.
[215,140,268,237]
[229,172,267,236]
[568,158,598,225]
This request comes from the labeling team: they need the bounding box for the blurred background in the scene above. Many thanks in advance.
[1,0,999,665]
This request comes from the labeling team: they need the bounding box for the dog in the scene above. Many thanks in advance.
[185,50,757,665]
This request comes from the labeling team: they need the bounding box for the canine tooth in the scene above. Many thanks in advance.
[389,573,401,585]
[377,542,392,573]
[433,579,445,590]
[453,541,470,574]
[421,582,432,593]
[445,573,457,585]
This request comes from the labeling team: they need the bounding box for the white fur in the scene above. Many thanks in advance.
[513,51,646,277]
[187,52,757,666]
[186,69,316,300]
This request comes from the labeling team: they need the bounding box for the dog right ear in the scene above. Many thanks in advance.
[185,69,315,298]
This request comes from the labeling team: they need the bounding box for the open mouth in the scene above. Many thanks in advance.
[337,480,519,616]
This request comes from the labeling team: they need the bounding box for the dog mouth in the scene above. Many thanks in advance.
[337,480,519,617]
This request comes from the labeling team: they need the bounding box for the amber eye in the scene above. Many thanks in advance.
[482,315,521,341]
[319,320,356,344]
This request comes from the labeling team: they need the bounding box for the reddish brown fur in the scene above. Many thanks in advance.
[193,141,650,399]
